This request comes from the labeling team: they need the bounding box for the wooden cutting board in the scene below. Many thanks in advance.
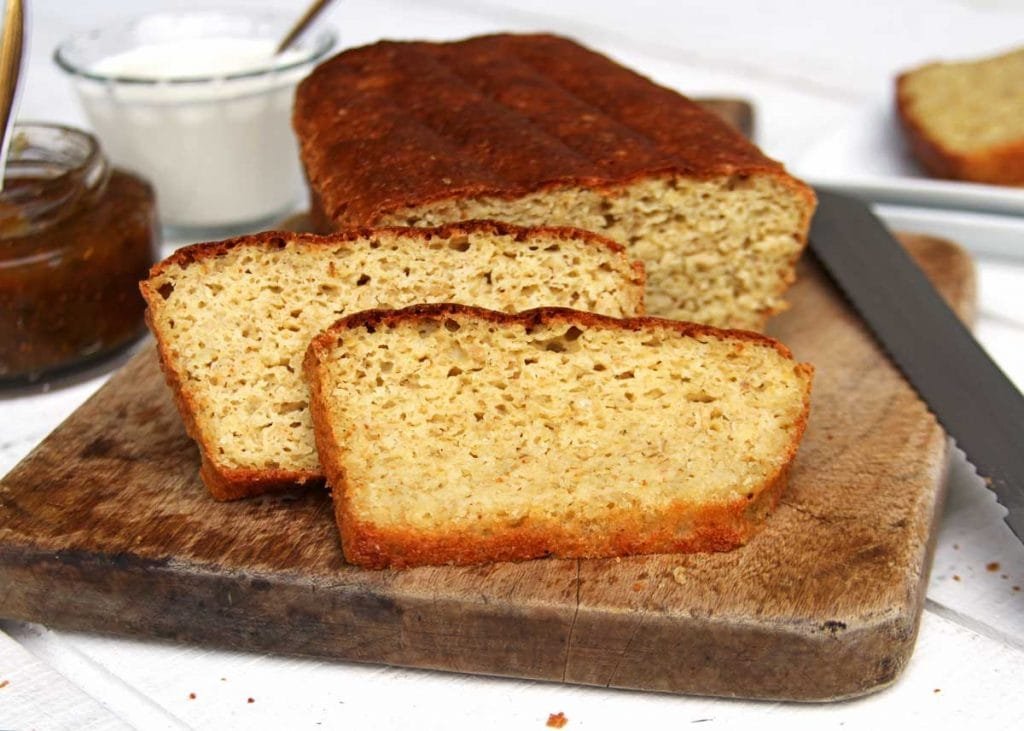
[0,234,974,701]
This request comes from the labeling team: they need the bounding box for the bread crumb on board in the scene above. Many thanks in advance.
[546,711,568,728]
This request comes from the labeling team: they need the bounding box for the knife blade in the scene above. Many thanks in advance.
[809,188,1024,542]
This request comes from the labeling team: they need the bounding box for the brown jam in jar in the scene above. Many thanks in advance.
[0,123,159,383]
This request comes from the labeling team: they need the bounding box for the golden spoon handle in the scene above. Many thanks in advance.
[277,0,334,55]
[0,0,24,192]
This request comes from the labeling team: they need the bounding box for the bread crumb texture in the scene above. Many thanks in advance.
[306,305,813,568]
[383,175,808,329]
[141,226,644,495]
[897,46,1024,185]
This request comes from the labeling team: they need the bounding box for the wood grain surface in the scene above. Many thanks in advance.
[0,234,974,701]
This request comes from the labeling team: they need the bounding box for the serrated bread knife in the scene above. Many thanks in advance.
[809,189,1024,543]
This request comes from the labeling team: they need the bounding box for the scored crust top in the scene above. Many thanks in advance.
[294,33,796,226]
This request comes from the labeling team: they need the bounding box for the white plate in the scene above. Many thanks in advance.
[794,105,1024,217]
[874,203,1024,262]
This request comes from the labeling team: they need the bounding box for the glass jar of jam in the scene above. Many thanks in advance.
[0,123,159,383]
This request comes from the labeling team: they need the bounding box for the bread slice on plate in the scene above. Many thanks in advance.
[304,304,814,569]
[896,46,1024,185]
[140,222,645,500]
[294,33,816,331]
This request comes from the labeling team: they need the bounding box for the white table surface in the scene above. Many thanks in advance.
[3,1,1024,729]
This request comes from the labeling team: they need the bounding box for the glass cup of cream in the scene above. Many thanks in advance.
[55,10,336,232]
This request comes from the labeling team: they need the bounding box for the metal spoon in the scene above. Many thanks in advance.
[0,0,24,192]
[276,0,334,54]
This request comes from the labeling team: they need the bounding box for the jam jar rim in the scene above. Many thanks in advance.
[0,121,111,240]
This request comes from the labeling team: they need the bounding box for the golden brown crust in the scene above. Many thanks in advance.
[144,220,635,282]
[199,465,324,502]
[304,343,354,518]
[309,302,800,363]
[305,303,814,569]
[896,68,1024,186]
[294,33,812,227]
[335,466,794,570]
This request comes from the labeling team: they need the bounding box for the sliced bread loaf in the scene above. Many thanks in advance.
[304,304,814,568]
[294,33,816,330]
[140,223,645,500]
[896,46,1024,185]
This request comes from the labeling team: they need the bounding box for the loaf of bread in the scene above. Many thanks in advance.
[304,304,814,568]
[140,223,645,500]
[896,46,1024,185]
[294,33,816,331]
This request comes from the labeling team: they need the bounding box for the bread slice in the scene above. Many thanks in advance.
[294,33,816,331]
[140,223,645,500]
[896,46,1024,185]
[304,304,814,568]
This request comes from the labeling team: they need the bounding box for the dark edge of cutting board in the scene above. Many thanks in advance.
[0,233,974,702]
